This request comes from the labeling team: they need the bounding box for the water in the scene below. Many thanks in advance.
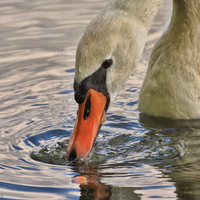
[1,0,200,199]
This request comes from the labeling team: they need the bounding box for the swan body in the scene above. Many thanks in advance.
[67,0,200,160]
[139,0,200,119]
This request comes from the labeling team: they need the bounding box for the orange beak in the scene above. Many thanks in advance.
[67,89,108,160]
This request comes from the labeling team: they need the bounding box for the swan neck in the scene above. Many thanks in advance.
[172,0,200,25]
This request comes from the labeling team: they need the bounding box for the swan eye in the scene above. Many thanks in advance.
[102,58,113,69]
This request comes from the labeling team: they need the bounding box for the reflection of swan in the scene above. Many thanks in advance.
[67,0,200,160]
[71,165,143,200]
[139,114,200,200]
[70,114,200,200]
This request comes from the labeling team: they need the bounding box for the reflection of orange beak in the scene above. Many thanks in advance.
[67,89,108,160]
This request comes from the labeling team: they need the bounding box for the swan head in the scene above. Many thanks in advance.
[67,10,146,161]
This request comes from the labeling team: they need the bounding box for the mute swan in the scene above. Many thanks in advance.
[139,1,200,119]
[67,0,200,160]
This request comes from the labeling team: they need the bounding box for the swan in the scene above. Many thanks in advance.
[67,0,200,160]
[139,1,200,118]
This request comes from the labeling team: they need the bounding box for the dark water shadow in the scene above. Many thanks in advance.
[139,114,200,200]
[29,129,71,165]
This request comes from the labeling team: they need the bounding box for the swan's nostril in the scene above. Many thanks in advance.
[83,94,91,120]
[69,148,77,161]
